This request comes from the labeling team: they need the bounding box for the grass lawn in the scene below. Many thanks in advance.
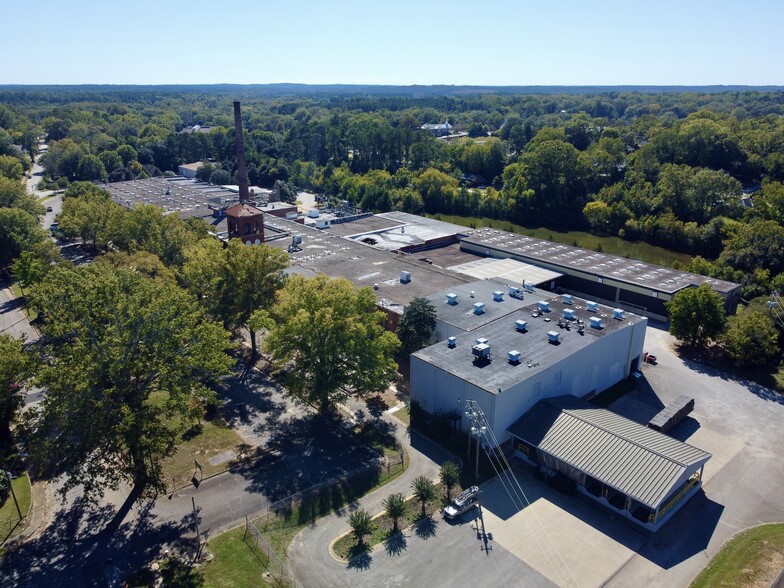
[690,524,784,588]
[390,405,410,426]
[202,525,276,588]
[0,473,32,543]
[162,419,246,490]
[199,443,410,586]
[8,282,38,321]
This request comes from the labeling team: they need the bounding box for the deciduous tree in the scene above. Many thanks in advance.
[665,283,727,346]
[0,334,34,443]
[28,263,233,506]
[262,275,399,414]
[722,310,779,367]
[396,297,437,355]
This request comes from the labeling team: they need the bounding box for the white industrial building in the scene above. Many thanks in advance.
[410,294,648,447]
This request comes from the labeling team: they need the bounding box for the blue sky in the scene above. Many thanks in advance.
[2,0,783,86]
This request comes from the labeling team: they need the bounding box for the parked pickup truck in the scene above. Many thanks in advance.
[443,486,480,519]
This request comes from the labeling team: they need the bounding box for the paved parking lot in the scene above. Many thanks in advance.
[406,322,784,588]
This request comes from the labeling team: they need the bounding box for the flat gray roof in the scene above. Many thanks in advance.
[460,227,739,295]
[507,396,711,508]
[264,218,472,313]
[413,296,645,393]
[427,280,546,332]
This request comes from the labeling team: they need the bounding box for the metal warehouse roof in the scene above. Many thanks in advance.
[507,396,711,509]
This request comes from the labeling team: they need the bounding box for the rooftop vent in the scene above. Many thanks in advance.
[400,271,411,283]
[470,291,476,298]
[538,301,550,313]
[473,302,485,315]
[509,286,524,299]
[293,234,303,245]
[472,343,491,360]
[562,294,573,304]
[586,301,599,312]
[589,316,603,329]
[524,283,535,293]
[547,331,560,343]
[447,336,457,348]
[515,319,528,332]
[612,308,625,320]
[563,308,576,321]
[508,350,521,364]
[475,337,488,345]
[447,293,458,305]
[493,291,504,302]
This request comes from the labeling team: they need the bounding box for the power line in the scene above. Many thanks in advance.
[464,399,580,588]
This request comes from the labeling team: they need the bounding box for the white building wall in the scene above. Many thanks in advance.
[433,319,463,343]
[411,317,648,446]
[410,355,496,433]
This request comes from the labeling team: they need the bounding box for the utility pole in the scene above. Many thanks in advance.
[464,401,487,482]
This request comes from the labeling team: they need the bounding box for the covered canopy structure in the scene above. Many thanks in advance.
[507,395,711,532]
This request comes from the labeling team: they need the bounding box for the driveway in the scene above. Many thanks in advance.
[602,323,784,587]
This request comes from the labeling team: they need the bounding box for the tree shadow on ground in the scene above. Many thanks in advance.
[0,494,197,588]
[383,531,407,557]
[674,346,784,405]
[217,368,288,442]
[413,515,437,540]
[227,413,379,502]
[345,546,372,570]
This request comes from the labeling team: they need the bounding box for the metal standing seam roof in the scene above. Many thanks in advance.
[507,396,711,509]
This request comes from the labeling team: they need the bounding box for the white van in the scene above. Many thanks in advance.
[443,486,480,519]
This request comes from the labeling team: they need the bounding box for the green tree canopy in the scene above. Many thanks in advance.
[411,475,437,517]
[397,297,437,354]
[262,274,399,414]
[722,310,779,368]
[0,333,35,443]
[28,263,233,503]
[665,283,728,346]
[0,207,48,266]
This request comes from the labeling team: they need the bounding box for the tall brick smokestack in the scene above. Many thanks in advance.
[233,101,250,203]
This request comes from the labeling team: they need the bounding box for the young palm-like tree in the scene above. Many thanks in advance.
[411,475,437,517]
[439,462,460,501]
[383,492,407,533]
[348,509,374,546]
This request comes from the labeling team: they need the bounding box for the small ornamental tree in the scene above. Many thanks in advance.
[665,283,727,346]
[411,475,437,517]
[383,492,407,533]
[439,462,461,501]
[348,509,374,546]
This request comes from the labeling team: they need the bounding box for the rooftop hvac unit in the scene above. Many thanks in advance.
[472,343,491,360]
[563,308,576,321]
[475,337,489,345]
[515,319,528,332]
[447,293,458,305]
[612,308,625,320]
[293,234,303,245]
[493,291,504,302]
[547,331,560,343]
[562,294,573,304]
[447,337,457,348]
[508,350,521,364]
[473,302,485,315]
[400,271,411,283]
[538,301,550,313]
[524,283,535,293]
[586,301,599,312]
[589,316,603,329]
[509,286,524,299]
